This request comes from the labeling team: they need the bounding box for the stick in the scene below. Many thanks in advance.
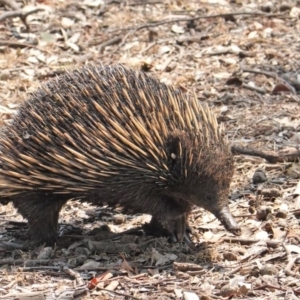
[0,8,44,29]
[231,145,300,163]
[242,68,297,94]
[94,287,141,300]
[222,237,280,248]
[109,12,283,33]
[0,0,20,10]
[242,83,266,94]
[283,243,300,278]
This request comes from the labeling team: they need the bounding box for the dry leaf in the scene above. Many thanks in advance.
[171,24,185,34]
[183,292,200,300]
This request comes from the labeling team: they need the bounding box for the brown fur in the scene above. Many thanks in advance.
[0,64,240,245]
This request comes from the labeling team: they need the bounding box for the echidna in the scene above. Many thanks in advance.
[0,64,240,245]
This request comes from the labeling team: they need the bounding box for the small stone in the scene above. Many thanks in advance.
[248,206,255,214]
[260,264,278,275]
[223,251,239,261]
[0,70,11,80]
[261,222,272,233]
[275,210,287,219]
[220,285,239,297]
[252,168,267,184]
[256,206,272,221]
[37,247,53,259]
[183,292,199,300]
[240,265,255,276]
[67,258,77,268]
[113,214,126,225]
[290,7,300,18]
[67,254,87,268]
[260,5,272,13]
[250,266,260,277]
[279,4,291,12]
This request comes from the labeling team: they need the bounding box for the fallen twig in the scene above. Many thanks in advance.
[109,12,283,33]
[0,240,26,250]
[242,68,297,94]
[20,266,62,272]
[0,8,44,29]
[253,283,298,295]
[90,240,140,253]
[0,292,47,299]
[231,145,300,163]
[242,83,266,94]
[242,68,277,78]
[0,0,20,10]
[0,257,68,266]
[113,29,138,52]
[222,237,280,248]
[0,40,38,48]
[129,0,163,5]
[88,36,122,48]
[283,243,300,278]
[208,49,255,57]
[94,287,141,300]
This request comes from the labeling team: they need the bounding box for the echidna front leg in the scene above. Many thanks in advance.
[144,215,192,243]
[12,193,69,246]
[167,214,192,243]
[141,194,193,242]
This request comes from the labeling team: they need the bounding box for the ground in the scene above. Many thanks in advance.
[1,0,300,299]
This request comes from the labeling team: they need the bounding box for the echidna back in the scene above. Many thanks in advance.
[0,65,224,198]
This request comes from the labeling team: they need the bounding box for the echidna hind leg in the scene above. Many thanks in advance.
[11,193,69,246]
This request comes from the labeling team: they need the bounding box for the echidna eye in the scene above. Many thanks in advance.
[205,194,212,202]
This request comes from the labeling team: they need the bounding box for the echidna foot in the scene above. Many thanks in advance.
[143,215,192,243]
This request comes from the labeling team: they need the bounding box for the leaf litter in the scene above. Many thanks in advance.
[1,0,300,299]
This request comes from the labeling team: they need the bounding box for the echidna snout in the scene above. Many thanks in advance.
[216,206,241,235]
[188,173,240,236]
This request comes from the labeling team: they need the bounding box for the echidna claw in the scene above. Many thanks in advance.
[142,216,193,244]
